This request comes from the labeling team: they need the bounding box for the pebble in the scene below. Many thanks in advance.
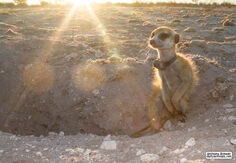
[140,153,159,163]
[104,134,111,141]
[178,122,185,127]
[100,140,117,150]
[36,151,42,157]
[163,120,172,130]
[25,149,30,152]
[59,131,64,137]
[75,147,84,153]
[230,138,236,145]
[225,108,235,113]
[212,27,224,32]
[0,150,3,157]
[142,21,152,26]
[43,148,48,151]
[180,158,187,163]
[218,116,227,121]
[48,132,57,136]
[185,137,196,147]
[184,27,196,32]
[92,89,100,96]
[65,148,73,152]
[84,149,91,155]
[173,148,186,154]
[136,148,146,156]
[190,40,206,48]
[229,95,234,101]
[188,126,196,132]
[223,104,233,108]
[160,146,168,153]
[228,116,236,121]
[65,52,78,61]
[204,119,209,122]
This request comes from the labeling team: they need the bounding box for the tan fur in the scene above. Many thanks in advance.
[131,26,198,137]
[149,26,198,129]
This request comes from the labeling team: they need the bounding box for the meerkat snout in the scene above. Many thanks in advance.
[149,26,180,50]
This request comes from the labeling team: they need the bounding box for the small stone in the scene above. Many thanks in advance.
[92,89,100,96]
[0,70,4,73]
[142,21,152,26]
[65,148,73,152]
[188,126,196,132]
[104,134,111,141]
[229,95,234,101]
[43,148,48,151]
[204,119,209,122]
[25,149,30,152]
[5,29,18,35]
[178,122,185,127]
[59,131,64,136]
[230,138,236,145]
[36,151,42,157]
[163,120,172,130]
[225,108,235,113]
[140,153,159,163]
[212,27,224,32]
[228,116,236,121]
[184,27,196,32]
[48,132,57,136]
[218,116,227,121]
[136,149,146,156]
[100,140,117,150]
[160,146,168,153]
[0,150,3,157]
[223,104,233,108]
[108,54,122,63]
[65,52,78,61]
[190,40,206,48]
[173,148,185,154]
[182,15,189,18]
[75,147,84,153]
[180,158,187,163]
[84,149,91,155]
[171,19,181,26]
[185,137,196,147]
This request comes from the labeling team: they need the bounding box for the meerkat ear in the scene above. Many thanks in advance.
[175,34,180,44]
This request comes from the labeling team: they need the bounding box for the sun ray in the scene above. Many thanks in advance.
[4,3,80,129]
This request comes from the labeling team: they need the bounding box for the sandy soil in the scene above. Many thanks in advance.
[0,4,236,163]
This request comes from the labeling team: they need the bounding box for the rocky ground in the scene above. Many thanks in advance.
[0,4,236,163]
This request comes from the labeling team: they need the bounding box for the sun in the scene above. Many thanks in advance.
[68,0,89,6]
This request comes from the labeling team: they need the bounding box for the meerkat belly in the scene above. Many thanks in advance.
[159,66,181,94]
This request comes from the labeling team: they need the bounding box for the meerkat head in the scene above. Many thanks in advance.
[149,26,180,50]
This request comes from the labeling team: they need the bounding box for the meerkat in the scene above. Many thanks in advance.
[131,26,198,137]
[149,26,198,130]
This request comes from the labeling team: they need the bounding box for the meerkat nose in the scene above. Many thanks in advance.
[150,39,155,46]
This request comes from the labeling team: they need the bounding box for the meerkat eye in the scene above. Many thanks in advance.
[158,33,170,40]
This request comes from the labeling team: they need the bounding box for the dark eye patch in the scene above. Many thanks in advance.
[158,33,170,40]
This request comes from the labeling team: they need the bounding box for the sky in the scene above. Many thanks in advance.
[1,0,236,5]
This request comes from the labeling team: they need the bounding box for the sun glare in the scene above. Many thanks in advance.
[68,0,89,6]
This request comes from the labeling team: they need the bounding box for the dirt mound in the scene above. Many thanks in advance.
[0,51,231,137]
